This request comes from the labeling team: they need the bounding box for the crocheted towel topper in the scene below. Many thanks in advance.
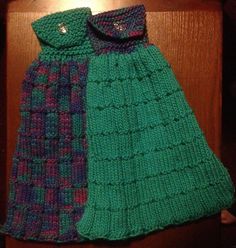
[76,5,235,240]
[0,8,94,243]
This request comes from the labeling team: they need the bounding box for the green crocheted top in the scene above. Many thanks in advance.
[31,8,94,61]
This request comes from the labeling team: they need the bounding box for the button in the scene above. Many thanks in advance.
[113,21,125,32]
[58,23,68,34]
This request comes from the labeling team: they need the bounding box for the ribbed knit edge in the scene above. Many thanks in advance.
[76,179,234,241]
[0,226,86,244]
[37,50,94,62]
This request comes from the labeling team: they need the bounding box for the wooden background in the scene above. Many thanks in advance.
[2,0,223,247]
[0,0,6,229]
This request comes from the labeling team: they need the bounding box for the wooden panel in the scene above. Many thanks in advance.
[4,1,222,248]
[8,0,221,12]
[0,0,6,224]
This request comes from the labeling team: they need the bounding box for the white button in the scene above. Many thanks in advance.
[113,21,125,32]
[58,23,68,34]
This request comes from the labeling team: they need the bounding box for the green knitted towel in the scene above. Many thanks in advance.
[76,44,235,240]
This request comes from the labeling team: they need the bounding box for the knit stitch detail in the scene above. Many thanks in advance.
[0,58,89,243]
[88,4,146,39]
[32,8,94,59]
[87,4,148,54]
[1,4,235,243]
[76,44,235,240]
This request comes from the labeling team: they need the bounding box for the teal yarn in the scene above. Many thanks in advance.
[31,8,94,61]
[0,8,93,243]
[1,3,235,243]
[76,44,235,240]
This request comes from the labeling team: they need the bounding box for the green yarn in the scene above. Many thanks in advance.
[76,44,235,240]
[72,114,83,137]
[31,8,94,61]
[31,88,45,107]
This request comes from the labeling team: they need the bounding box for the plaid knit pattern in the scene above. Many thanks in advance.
[1,59,89,242]
[0,9,92,243]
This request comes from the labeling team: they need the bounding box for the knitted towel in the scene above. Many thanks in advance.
[76,4,235,240]
[0,8,94,243]
[0,4,235,243]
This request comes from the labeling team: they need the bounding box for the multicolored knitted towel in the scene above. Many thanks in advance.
[0,4,235,244]
[0,8,93,243]
[76,5,235,240]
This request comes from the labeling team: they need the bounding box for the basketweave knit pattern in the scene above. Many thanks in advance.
[0,8,93,243]
[76,7,235,240]
[0,59,88,243]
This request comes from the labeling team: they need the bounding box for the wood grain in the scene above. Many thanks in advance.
[4,1,223,247]
[7,0,221,12]
[0,0,6,224]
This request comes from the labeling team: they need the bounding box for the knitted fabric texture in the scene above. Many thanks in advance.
[0,8,93,243]
[0,4,235,244]
[76,5,235,240]
[87,4,148,54]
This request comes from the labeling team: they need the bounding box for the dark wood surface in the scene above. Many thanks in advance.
[7,0,221,12]
[0,0,6,225]
[4,1,223,247]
